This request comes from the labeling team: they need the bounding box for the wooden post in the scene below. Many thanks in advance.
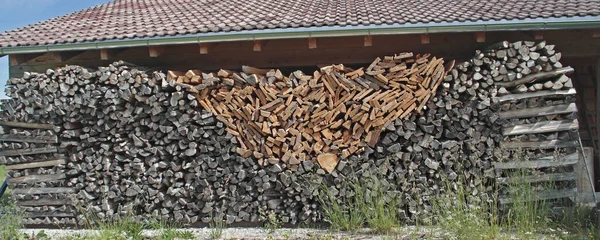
[149,46,162,57]
[308,38,317,49]
[253,41,262,52]
[100,49,110,60]
[420,34,430,44]
[363,36,372,47]
[199,44,209,54]
[596,57,600,153]
[474,32,486,43]
[534,31,544,40]
[9,55,20,66]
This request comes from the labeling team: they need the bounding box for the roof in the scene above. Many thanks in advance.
[1,0,600,51]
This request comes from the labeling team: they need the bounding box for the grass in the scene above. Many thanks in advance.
[318,176,400,234]
[209,215,226,239]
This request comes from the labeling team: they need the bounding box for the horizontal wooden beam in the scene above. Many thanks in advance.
[11,187,75,195]
[496,68,574,88]
[499,188,577,204]
[8,173,66,185]
[496,88,576,103]
[497,172,576,184]
[0,134,57,144]
[502,119,579,136]
[499,103,577,120]
[16,198,72,206]
[0,121,54,130]
[5,159,65,170]
[494,152,579,169]
[501,140,579,149]
[0,146,57,157]
[25,211,75,218]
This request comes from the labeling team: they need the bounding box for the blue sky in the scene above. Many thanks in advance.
[0,0,109,98]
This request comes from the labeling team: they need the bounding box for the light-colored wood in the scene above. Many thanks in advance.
[308,38,317,49]
[494,152,579,169]
[11,187,75,195]
[501,140,578,149]
[25,212,75,218]
[496,88,576,103]
[16,198,72,206]
[0,146,57,157]
[500,188,577,204]
[0,134,57,143]
[100,49,110,60]
[420,34,430,44]
[363,36,372,47]
[499,103,577,119]
[576,147,595,194]
[497,172,576,184]
[475,32,485,43]
[0,121,54,130]
[199,44,209,54]
[149,46,162,57]
[502,119,579,136]
[5,159,65,170]
[495,68,574,88]
[317,153,338,173]
[8,173,66,185]
[253,41,262,52]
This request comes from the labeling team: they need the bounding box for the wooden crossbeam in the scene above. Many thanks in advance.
[494,152,578,169]
[0,134,57,144]
[499,103,577,119]
[11,187,75,195]
[500,188,576,204]
[5,159,65,170]
[0,146,57,157]
[497,88,576,103]
[502,119,579,136]
[8,173,66,185]
[501,140,578,149]
[0,121,54,130]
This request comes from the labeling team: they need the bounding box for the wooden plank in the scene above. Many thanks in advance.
[8,174,66,185]
[420,34,430,44]
[25,212,75,218]
[16,198,72,206]
[497,88,577,103]
[0,121,54,130]
[502,119,579,136]
[11,187,75,195]
[474,32,486,43]
[494,152,579,169]
[0,134,57,143]
[499,103,578,119]
[0,146,57,157]
[496,68,574,88]
[497,172,576,184]
[5,159,65,170]
[308,38,317,49]
[501,140,578,149]
[363,36,372,47]
[500,188,577,204]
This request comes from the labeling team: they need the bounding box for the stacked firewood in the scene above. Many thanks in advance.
[168,53,450,172]
[0,40,575,226]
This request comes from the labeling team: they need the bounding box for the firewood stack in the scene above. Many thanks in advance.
[168,53,450,172]
[0,40,577,226]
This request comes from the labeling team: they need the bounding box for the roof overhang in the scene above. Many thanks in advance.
[2,16,600,55]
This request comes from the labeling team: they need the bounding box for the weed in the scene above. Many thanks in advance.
[318,180,366,231]
[158,228,196,240]
[209,216,226,239]
[0,197,29,240]
[261,209,283,233]
[364,180,399,234]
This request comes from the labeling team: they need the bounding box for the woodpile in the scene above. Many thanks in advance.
[168,53,451,172]
[0,40,578,227]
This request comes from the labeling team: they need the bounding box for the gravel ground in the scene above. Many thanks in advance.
[20,226,445,239]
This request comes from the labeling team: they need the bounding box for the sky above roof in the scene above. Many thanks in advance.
[0,0,108,99]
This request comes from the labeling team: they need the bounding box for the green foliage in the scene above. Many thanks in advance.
[0,197,29,240]
[158,228,196,240]
[261,209,283,233]
[432,180,501,240]
[318,176,401,233]
[209,217,226,239]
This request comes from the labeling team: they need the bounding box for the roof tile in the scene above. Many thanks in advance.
[0,0,599,47]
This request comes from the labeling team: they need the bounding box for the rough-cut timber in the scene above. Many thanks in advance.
[168,53,450,170]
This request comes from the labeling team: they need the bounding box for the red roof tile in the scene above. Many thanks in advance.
[1,0,599,47]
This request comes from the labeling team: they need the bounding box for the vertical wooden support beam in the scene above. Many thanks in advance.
[253,41,262,52]
[51,52,63,62]
[420,34,430,44]
[593,30,600,38]
[149,46,162,58]
[596,58,600,152]
[474,32,486,43]
[100,49,110,60]
[199,44,209,54]
[363,36,372,47]
[308,38,317,49]
[9,55,20,66]
[534,31,544,40]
